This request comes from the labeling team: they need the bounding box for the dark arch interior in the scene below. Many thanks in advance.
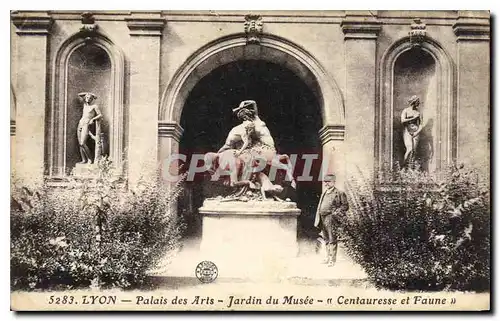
[179,60,323,239]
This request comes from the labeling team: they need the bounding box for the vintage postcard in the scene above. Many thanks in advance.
[10,10,490,311]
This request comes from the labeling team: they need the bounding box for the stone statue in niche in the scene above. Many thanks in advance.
[77,92,103,164]
[401,95,423,166]
[203,100,296,201]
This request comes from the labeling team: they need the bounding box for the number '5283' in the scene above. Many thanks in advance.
[48,295,75,304]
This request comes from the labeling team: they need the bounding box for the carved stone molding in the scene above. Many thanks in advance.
[12,15,53,35]
[80,12,98,36]
[126,18,165,36]
[244,14,263,44]
[409,18,426,46]
[158,121,184,142]
[453,20,490,42]
[10,120,16,136]
[341,19,381,40]
[318,125,345,145]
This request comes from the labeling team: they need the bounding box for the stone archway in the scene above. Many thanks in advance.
[158,34,346,189]
[179,59,325,239]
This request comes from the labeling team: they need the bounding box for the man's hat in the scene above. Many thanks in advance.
[78,92,97,100]
[232,100,256,113]
[323,174,336,182]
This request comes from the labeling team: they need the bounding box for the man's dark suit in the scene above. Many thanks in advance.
[314,186,349,265]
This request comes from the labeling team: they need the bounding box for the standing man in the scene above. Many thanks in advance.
[314,174,349,267]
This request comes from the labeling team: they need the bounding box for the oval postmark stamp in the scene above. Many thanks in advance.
[195,261,218,283]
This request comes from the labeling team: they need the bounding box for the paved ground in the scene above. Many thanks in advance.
[149,237,368,285]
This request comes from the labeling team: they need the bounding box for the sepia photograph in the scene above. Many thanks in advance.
[9,9,490,311]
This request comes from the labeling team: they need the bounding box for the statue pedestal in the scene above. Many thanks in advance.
[72,163,98,177]
[199,199,300,279]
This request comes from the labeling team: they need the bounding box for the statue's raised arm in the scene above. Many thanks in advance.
[232,100,258,117]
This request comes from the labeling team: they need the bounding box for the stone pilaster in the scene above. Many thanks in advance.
[453,12,490,177]
[341,13,381,181]
[125,13,165,186]
[158,121,184,183]
[158,121,184,216]
[319,125,346,189]
[11,13,53,185]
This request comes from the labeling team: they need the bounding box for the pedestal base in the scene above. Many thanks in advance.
[72,163,98,177]
[198,199,300,279]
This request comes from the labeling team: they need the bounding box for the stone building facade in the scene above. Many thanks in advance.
[11,11,490,227]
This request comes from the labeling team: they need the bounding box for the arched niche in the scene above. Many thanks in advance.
[377,37,456,178]
[48,33,125,177]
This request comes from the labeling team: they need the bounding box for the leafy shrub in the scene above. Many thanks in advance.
[342,165,490,291]
[11,158,184,290]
